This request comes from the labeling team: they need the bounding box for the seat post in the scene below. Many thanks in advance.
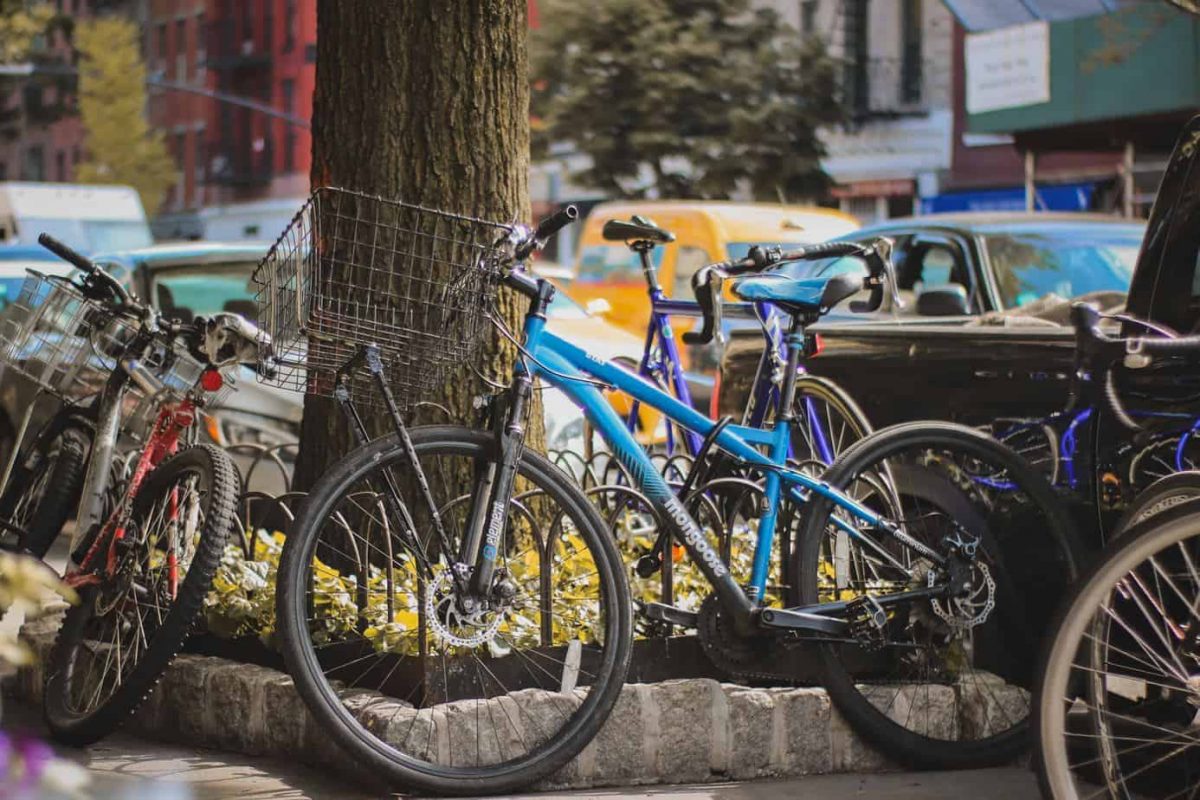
[635,242,663,295]
[777,314,815,421]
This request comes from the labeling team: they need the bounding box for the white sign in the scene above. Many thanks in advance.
[966,21,1050,114]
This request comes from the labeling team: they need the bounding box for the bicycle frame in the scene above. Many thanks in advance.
[627,279,839,465]
[521,318,941,631]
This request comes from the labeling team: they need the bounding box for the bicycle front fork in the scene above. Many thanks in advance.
[331,344,526,603]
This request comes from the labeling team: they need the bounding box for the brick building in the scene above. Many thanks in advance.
[0,1,95,187]
[149,0,315,240]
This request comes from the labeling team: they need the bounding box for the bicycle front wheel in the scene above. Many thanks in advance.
[43,444,237,744]
[276,425,632,796]
[792,421,1083,768]
[1036,498,1200,799]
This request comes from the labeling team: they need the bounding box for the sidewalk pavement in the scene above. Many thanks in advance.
[4,699,1039,800]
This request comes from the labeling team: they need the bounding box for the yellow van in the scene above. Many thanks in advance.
[571,201,861,338]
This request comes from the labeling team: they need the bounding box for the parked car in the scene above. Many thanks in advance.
[717,212,1146,426]
[0,183,152,253]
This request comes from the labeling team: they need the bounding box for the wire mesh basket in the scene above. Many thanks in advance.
[0,271,101,399]
[251,187,514,409]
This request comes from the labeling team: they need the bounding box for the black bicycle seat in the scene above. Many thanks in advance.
[602,215,676,244]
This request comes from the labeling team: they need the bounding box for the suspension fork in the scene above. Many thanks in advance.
[468,368,533,597]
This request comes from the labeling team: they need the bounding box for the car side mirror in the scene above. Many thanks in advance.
[585,298,612,316]
[916,284,970,317]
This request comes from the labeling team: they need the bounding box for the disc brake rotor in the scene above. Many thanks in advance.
[928,560,996,631]
[425,570,506,648]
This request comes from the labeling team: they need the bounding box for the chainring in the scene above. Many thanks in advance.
[697,592,798,685]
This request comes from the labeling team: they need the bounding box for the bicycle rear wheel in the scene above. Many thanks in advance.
[276,425,631,796]
[0,421,89,557]
[792,421,1083,768]
[43,444,237,744]
[1036,498,1200,799]
[789,374,872,469]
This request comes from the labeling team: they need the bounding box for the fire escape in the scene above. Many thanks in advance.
[206,1,274,189]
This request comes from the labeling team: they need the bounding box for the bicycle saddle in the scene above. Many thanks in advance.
[731,272,862,316]
[602,215,675,244]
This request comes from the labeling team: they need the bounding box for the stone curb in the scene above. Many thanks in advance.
[6,614,927,790]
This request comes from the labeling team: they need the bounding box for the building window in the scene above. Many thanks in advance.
[55,150,65,181]
[24,146,44,181]
[242,0,254,43]
[900,0,923,106]
[195,12,206,78]
[282,78,296,172]
[305,43,316,63]
[0,162,7,181]
[843,0,869,119]
[72,146,80,165]
[283,0,297,52]
[156,23,167,67]
[801,0,817,35]
[194,127,205,203]
[176,20,188,80]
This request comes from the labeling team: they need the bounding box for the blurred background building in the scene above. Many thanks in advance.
[0,0,1196,243]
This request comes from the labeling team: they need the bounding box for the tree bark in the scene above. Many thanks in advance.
[295,0,535,490]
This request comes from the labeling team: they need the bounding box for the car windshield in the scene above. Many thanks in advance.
[150,262,259,322]
[21,218,152,253]
[983,225,1143,309]
[546,289,588,319]
[577,243,663,283]
[0,277,25,310]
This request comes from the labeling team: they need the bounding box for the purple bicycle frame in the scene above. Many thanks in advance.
[624,285,837,462]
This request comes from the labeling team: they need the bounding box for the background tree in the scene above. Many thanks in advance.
[532,0,843,201]
[0,1,54,64]
[294,0,535,488]
[74,18,174,214]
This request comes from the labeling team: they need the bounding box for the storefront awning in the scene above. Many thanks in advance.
[919,181,1098,214]
[942,0,1125,32]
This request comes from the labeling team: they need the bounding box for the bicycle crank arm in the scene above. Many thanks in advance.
[757,607,846,635]
[639,601,700,628]
[782,585,948,621]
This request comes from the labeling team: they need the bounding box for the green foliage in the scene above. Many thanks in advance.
[74,18,174,214]
[0,1,54,64]
[531,0,843,201]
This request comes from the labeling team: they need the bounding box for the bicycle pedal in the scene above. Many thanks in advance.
[846,595,888,651]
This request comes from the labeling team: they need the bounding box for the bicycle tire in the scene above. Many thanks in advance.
[1034,497,1200,799]
[276,425,632,796]
[0,422,89,558]
[792,421,1083,768]
[43,444,237,744]
[1115,470,1200,534]
[789,374,872,467]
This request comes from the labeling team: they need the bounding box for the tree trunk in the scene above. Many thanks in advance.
[295,0,536,490]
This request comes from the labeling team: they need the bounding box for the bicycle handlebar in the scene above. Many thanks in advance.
[1069,302,1200,430]
[682,238,900,346]
[37,233,134,308]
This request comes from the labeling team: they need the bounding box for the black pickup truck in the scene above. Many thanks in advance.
[717,117,1200,531]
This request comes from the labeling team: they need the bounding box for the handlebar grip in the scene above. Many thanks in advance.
[38,233,97,274]
[777,241,866,262]
[1132,334,1200,354]
[534,205,579,242]
[682,267,718,345]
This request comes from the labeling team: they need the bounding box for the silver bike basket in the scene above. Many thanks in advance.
[251,187,513,409]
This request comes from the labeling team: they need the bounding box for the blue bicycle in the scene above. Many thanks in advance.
[256,191,1083,795]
